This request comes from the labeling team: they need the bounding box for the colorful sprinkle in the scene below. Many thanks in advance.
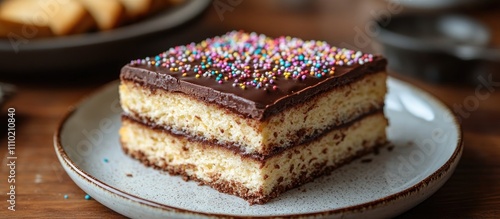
[84,194,91,200]
[103,158,109,163]
[64,195,68,199]
[130,31,374,91]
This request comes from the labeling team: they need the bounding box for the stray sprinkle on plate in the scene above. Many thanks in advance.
[85,194,91,200]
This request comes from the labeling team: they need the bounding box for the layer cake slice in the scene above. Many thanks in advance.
[119,31,388,204]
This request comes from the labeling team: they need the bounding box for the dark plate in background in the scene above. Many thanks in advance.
[388,0,493,10]
[0,0,211,75]
[375,13,500,84]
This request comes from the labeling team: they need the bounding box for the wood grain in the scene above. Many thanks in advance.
[1,0,499,218]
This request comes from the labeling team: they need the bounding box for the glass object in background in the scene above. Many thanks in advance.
[373,3,500,84]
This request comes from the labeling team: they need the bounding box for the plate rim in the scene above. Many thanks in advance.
[54,77,464,218]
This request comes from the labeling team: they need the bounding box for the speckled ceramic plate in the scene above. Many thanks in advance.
[54,77,463,219]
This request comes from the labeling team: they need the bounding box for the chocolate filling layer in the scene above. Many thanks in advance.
[122,140,386,205]
[120,57,386,120]
[121,109,384,161]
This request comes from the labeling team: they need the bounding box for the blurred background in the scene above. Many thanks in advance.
[0,0,499,218]
[0,0,499,84]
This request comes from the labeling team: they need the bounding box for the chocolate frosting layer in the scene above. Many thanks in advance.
[120,31,387,120]
[121,58,386,120]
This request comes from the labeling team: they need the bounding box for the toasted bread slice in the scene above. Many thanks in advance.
[78,0,125,30]
[48,0,95,35]
[0,0,53,37]
[0,0,95,37]
[118,0,176,22]
[0,24,9,37]
[119,0,154,20]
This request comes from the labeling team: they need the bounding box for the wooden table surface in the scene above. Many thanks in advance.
[1,0,499,218]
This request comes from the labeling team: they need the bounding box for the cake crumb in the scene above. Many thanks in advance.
[361,158,372,163]
[126,173,133,177]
